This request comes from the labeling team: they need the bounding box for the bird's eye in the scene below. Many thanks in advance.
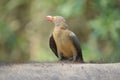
[53,16,56,21]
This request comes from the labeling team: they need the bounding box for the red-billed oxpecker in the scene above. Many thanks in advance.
[46,15,83,62]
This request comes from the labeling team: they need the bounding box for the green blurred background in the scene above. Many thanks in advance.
[0,0,120,63]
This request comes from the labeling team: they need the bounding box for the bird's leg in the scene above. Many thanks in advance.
[72,52,77,62]
[57,50,62,61]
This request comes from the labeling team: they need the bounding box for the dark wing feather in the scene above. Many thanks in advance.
[69,32,83,62]
[49,34,58,57]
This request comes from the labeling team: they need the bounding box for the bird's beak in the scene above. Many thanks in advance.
[46,16,54,22]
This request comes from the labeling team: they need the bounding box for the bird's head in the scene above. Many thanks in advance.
[46,15,66,26]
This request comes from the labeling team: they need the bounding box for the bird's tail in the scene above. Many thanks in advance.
[76,48,84,63]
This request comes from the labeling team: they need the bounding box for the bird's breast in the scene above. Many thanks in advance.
[53,28,76,58]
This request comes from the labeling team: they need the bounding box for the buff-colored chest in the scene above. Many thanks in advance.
[53,27,76,58]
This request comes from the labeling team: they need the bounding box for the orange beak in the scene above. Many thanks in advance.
[46,16,54,22]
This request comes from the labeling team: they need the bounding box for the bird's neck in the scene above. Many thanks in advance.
[55,22,68,29]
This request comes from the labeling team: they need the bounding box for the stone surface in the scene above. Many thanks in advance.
[0,62,120,80]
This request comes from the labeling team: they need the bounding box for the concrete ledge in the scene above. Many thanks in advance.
[0,63,120,80]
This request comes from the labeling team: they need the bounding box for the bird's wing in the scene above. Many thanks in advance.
[49,34,58,57]
[69,32,83,61]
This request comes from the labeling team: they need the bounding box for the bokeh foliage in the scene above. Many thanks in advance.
[0,0,120,62]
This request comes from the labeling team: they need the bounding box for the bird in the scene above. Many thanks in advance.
[46,15,83,62]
